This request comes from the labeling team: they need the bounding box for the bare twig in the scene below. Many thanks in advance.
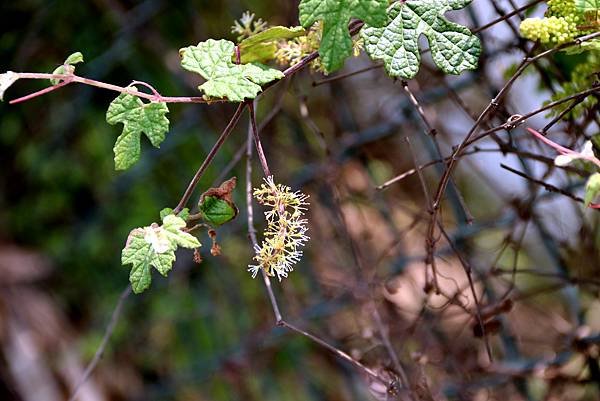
[67,286,131,401]
[173,103,246,213]
[247,101,272,177]
[500,164,585,203]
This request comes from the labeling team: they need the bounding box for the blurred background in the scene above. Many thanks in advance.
[1,0,599,400]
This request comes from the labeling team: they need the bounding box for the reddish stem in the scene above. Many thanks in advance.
[526,128,575,155]
[6,73,215,104]
[234,46,241,64]
[9,80,72,104]
[130,80,160,97]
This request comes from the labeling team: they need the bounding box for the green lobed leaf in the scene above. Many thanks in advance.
[584,173,600,206]
[106,90,169,170]
[51,52,84,85]
[122,214,200,294]
[238,26,306,63]
[179,39,284,102]
[362,0,481,79]
[299,0,388,72]
[122,229,175,293]
[0,71,18,101]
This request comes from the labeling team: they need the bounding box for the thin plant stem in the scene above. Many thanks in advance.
[246,113,283,323]
[67,286,131,401]
[8,73,216,104]
[173,103,245,213]
[247,101,272,177]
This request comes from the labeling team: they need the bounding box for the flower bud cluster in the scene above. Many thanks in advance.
[519,0,589,45]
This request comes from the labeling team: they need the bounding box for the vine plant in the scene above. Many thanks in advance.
[1,0,600,398]
[0,0,483,294]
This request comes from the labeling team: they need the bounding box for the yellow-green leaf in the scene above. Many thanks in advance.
[180,39,284,102]
[51,52,84,85]
[122,214,200,294]
[238,26,306,63]
[106,90,170,170]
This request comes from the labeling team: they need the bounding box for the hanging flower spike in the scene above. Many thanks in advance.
[249,176,310,281]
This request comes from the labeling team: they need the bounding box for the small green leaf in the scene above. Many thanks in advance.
[198,177,238,226]
[199,196,238,226]
[584,173,600,206]
[106,90,169,170]
[180,39,284,102]
[51,52,84,85]
[64,51,84,65]
[576,0,600,12]
[122,214,200,294]
[238,26,306,63]
[362,0,481,79]
[160,208,174,220]
[0,71,18,101]
[178,208,190,221]
[299,0,388,72]
[160,207,189,221]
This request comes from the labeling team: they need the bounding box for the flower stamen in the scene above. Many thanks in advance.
[248,176,310,281]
